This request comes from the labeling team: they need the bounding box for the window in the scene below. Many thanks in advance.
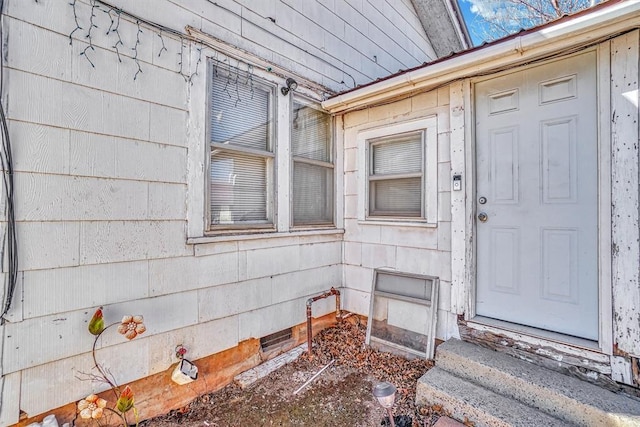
[291,100,333,226]
[359,117,438,224]
[208,63,276,230]
[204,59,335,235]
[366,269,439,359]
[368,131,423,217]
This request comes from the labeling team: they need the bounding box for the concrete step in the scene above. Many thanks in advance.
[434,339,640,426]
[417,367,572,427]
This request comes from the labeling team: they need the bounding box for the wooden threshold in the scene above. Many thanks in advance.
[457,315,624,392]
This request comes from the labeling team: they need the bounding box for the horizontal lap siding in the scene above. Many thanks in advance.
[340,87,455,341]
[1,0,435,422]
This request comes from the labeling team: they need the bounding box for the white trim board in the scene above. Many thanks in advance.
[452,47,613,355]
[323,2,640,114]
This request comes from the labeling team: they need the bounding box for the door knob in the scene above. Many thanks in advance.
[478,212,488,222]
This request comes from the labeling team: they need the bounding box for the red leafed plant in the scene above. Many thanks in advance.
[77,307,146,426]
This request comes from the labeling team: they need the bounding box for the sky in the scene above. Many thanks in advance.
[456,0,486,46]
[456,0,601,47]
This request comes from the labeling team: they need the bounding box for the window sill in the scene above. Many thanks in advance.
[358,219,437,228]
[187,228,344,245]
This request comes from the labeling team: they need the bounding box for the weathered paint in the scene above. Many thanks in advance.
[458,319,613,378]
[334,3,640,393]
[449,80,467,318]
[340,88,455,340]
[0,0,440,423]
[12,313,341,427]
[611,30,640,358]
[596,41,613,356]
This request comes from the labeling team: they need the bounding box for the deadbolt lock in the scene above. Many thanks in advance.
[478,196,487,204]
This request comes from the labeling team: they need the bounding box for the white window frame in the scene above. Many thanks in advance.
[205,61,278,233]
[290,95,335,229]
[185,53,339,242]
[357,117,438,225]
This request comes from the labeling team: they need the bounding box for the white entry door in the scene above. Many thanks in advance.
[475,51,599,340]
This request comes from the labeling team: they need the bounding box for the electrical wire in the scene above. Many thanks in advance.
[333,27,639,115]
[0,0,18,322]
[0,104,16,322]
[0,0,15,421]
[203,0,363,88]
[93,0,359,89]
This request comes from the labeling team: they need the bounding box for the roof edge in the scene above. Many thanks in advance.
[411,0,470,57]
[323,0,639,114]
[445,0,472,51]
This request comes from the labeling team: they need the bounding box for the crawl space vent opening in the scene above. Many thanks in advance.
[366,269,439,359]
[260,328,293,352]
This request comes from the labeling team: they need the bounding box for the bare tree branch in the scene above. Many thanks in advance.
[464,0,600,43]
[513,0,556,22]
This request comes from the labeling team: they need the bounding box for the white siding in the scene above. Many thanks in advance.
[0,373,21,427]
[8,0,437,94]
[328,5,640,389]
[22,261,149,318]
[611,30,640,358]
[341,87,455,340]
[19,339,150,416]
[0,0,437,421]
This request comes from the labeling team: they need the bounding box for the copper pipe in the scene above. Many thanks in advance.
[306,287,341,355]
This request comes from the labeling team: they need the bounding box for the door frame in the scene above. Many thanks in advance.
[453,45,612,354]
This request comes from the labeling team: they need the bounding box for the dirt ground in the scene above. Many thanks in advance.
[141,318,446,427]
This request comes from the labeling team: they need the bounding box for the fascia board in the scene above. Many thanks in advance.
[323,1,640,114]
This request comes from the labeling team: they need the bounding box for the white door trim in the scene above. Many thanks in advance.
[451,46,612,353]
[596,41,613,355]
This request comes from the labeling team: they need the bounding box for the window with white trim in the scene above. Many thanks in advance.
[206,60,335,235]
[359,117,438,224]
[368,131,423,217]
[208,64,275,230]
[291,99,334,226]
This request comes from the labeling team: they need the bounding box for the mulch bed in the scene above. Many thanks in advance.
[142,317,446,426]
[309,317,435,421]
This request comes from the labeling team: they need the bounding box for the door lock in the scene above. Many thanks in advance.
[478,196,487,204]
[478,212,488,222]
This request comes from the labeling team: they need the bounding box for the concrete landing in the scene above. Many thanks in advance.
[417,339,640,427]
[418,367,571,427]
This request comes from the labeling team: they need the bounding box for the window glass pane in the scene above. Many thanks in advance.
[376,272,433,300]
[292,162,333,225]
[210,65,272,151]
[210,150,270,224]
[371,133,422,176]
[370,177,421,216]
[291,102,331,162]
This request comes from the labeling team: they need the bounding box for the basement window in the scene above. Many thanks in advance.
[366,269,439,359]
[260,327,293,352]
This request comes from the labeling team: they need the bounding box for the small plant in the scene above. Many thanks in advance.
[77,307,146,426]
